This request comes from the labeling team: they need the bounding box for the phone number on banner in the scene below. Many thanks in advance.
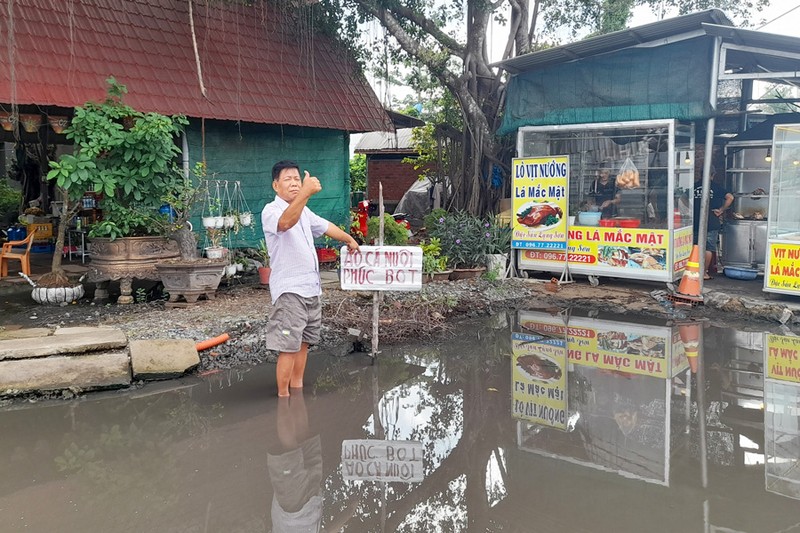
[512,241,566,250]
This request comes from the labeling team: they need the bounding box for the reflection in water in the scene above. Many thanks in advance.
[268,392,323,532]
[2,313,800,532]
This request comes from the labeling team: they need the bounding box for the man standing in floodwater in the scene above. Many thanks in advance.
[261,160,359,397]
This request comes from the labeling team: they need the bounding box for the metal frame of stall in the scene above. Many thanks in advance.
[497,13,800,292]
[514,118,694,283]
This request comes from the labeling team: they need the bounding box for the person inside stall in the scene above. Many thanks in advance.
[693,165,733,280]
[589,162,621,218]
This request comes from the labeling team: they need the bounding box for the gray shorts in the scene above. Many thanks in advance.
[266,293,321,353]
[706,229,719,253]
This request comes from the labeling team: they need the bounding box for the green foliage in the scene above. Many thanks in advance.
[0,177,22,223]
[46,77,188,239]
[420,237,448,273]
[366,214,409,246]
[349,153,366,192]
[257,238,270,266]
[423,208,448,231]
[429,211,507,268]
[485,216,512,255]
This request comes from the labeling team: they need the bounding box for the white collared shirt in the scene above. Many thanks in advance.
[261,196,329,304]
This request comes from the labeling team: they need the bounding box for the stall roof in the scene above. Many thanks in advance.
[703,23,800,86]
[729,113,800,142]
[495,9,732,74]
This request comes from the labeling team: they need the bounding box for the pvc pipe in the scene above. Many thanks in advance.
[195,333,230,352]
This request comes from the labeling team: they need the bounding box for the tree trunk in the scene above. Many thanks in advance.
[170,227,199,260]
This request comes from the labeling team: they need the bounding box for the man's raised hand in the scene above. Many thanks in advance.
[301,170,322,197]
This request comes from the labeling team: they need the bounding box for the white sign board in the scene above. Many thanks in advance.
[340,246,423,291]
[341,439,424,482]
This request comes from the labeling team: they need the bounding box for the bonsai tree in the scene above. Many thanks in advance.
[44,77,188,286]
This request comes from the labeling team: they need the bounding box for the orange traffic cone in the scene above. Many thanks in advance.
[679,322,701,374]
[675,245,703,303]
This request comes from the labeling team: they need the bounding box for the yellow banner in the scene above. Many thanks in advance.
[511,333,568,429]
[766,334,800,383]
[766,243,800,293]
[522,228,670,272]
[512,156,569,250]
[518,316,687,379]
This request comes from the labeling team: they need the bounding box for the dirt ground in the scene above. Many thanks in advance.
[2,272,792,376]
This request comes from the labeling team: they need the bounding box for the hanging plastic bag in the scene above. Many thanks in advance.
[616,158,640,189]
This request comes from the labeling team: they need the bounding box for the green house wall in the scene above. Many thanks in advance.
[186,119,351,249]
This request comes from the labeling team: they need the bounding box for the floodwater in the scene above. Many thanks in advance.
[1,309,799,532]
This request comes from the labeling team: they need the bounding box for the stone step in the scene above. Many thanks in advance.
[0,327,128,361]
[0,350,131,395]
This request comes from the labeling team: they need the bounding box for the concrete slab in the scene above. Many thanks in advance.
[0,328,128,361]
[0,328,53,340]
[0,350,131,396]
[53,326,120,336]
[129,339,199,380]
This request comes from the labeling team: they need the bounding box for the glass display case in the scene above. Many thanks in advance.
[514,119,694,283]
[764,124,800,295]
[723,141,770,271]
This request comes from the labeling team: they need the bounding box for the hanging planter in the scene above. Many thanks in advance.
[19,114,42,133]
[202,216,216,229]
[239,212,252,227]
[205,246,225,260]
[48,115,69,134]
[0,111,16,132]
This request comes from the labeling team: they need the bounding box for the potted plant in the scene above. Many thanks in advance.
[257,239,271,284]
[152,162,227,307]
[420,237,451,282]
[430,211,487,279]
[47,77,187,303]
[204,227,226,259]
[484,216,512,279]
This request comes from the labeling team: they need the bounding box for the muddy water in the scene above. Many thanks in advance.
[1,309,799,532]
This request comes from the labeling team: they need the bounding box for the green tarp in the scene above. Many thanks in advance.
[499,37,715,135]
[187,120,350,249]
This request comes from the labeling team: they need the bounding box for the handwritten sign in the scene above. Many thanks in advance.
[341,440,423,482]
[340,246,422,291]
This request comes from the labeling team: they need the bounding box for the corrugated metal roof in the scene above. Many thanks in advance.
[703,23,800,81]
[495,9,732,74]
[0,0,393,133]
[354,128,417,153]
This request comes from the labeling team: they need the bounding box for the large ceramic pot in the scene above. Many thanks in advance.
[87,236,180,304]
[155,260,226,308]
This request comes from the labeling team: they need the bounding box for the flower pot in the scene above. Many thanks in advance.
[205,246,225,259]
[239,212,252,226]
[202,216,215,229]
[486,253,509,279]
[258,266,271,284]
[31,284,85,305]
[212,216,224,229]
[450,267,485,280]
[223,215,235,229]
[0,112,16,132]
[156,260,226,308]
[428,270,453,282]
[19,113,42,133]
[317,247,338,263]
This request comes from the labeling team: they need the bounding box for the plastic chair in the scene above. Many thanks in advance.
[1,230,37,278]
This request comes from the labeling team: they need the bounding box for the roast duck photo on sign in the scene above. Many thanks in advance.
[516,202,563,228]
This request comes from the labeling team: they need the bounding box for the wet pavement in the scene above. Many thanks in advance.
[1,309,799,532]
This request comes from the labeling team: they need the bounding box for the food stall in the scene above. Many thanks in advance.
[513,119,695,282]
[764,124,800,295]
[512,310,691,485]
